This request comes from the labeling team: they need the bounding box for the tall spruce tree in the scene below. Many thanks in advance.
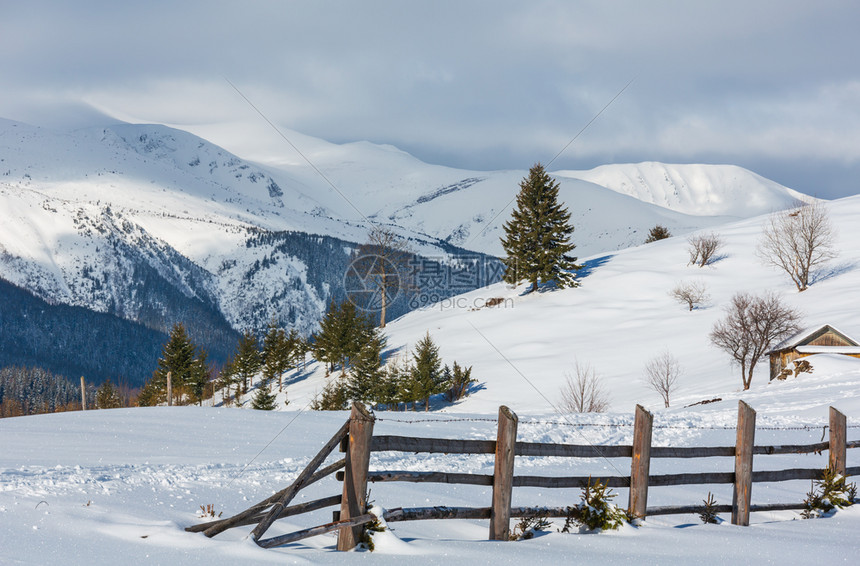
[347,333,386,406]
[262,321,292,392]
[233,330,262,395]
[501,163,580,292]
[312,300,376,377]
[411,331,446,411]
[187,349,210,406]
[139,323,201,406]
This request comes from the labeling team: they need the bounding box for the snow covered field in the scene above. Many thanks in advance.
[1,405,859,564]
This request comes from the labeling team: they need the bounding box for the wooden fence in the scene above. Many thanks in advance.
[189,401,859,550]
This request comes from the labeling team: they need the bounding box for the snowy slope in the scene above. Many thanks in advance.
[262,195,860,420]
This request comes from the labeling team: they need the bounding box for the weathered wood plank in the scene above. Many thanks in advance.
[753,441,830,455]
[732,400,756,526]
[246,420,350,542]
[515,442,632,458]
[258,512,378,549]
[629,405,653,520]
[203,419,350,539]
[489,406,518,541]
[367,471,494,485]
[384,506,492,522]
[337,402,375,551]
[371,435,634,458]
[513,475,632,488]
[830,407,847,475]
[371,435,496,454]
[651,446,735,458]
[186,494,343,533]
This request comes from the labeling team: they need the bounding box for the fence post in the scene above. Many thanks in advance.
[337,402,375,551]
[166,371,173,406]
[732,400,756,526]
[489,405,518,541]
[80,377,86,410]
[628,404,653,521]
[829,406,847,475]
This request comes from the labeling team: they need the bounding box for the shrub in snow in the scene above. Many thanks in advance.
[510,514,552,540]
[686,232,724,267]
[801,468,857,519]
[560,477,627,532]
[559,361,609,413]
[645,224,671,243]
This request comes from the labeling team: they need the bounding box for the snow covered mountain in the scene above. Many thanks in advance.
[554,162,813,217]
[0,117,815,384]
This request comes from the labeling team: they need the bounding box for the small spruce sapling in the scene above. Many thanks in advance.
[559,477,627,532]
[801,468,856,518]
[699,492,719,524]
[509,514,552,540]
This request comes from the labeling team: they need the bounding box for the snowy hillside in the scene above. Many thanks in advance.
[260,195,860,420]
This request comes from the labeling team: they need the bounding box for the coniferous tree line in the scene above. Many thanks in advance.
[0,366,91,417]
[310,309,477,412]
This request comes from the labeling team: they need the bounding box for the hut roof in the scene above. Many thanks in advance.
[769,324,859,354]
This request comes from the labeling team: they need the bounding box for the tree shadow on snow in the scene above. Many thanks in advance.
[517,254,615,296]
[810,260,859,285]
[574,254,614,280]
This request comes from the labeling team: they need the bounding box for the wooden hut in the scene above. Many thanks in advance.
[767,324,860,380]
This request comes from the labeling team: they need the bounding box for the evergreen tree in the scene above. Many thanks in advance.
[217,355,238,405]
[411,332,446,411]
[347,333,386,406]
[645,225,672,243]
[233,330,262,395]
[262,321,293,392]
[139,323,200,406]
[444,361,475,402]
[310,378,350,410]
[501,163,580,292]
[187,349,210,406]
[96,378,121,409]
[312,300,375,376]
[251,373,278,410]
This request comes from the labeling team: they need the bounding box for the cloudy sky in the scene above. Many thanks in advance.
[3,1,859,198]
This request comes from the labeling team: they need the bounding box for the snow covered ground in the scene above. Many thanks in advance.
[1,405,858,564]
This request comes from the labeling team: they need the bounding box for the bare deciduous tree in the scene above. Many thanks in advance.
[709,291,803,390]
[757,200,837,292]
[687,233,724,267]
[347,226,412,328]
[559,361,609,413]
[644,351,681,408]
[670,279,710,311]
